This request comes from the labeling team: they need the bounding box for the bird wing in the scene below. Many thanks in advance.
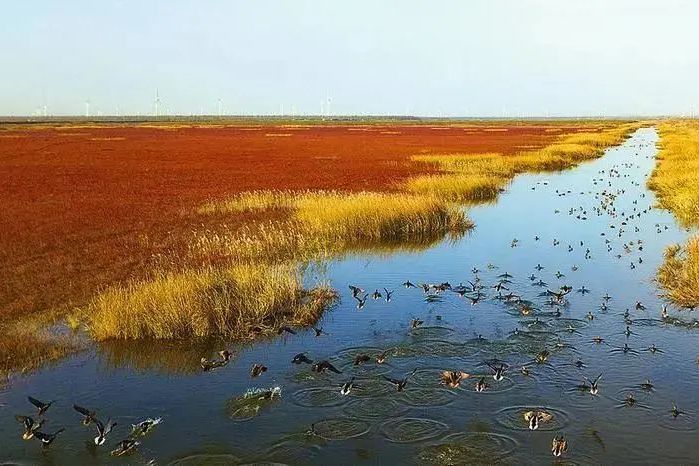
[27,396,45,409]
[73,404,91,416]
[95,418,105,435]
[33,431,51,442]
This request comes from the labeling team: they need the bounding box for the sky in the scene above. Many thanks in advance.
[2,0,698,117]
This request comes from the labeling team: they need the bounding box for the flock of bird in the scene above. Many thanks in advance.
[9,133,696,461]
[14,395,162,458]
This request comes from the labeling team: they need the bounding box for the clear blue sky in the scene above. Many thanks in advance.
[3,0,698,117]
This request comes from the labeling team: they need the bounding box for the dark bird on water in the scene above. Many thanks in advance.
[73,404,97,426]
[292,352,313,364]
[384,368,417,391]
[312,360,342,374]
[28,396,53,416]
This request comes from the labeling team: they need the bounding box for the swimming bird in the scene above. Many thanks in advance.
[523,410,553,430]
[312,360,342,374]
[131,417,162,437]
[384,288,394,302]
[487,362,507,381]
[671,403,683,418]
[33,428,65,447]
[411,318,424,329]
[305,423,319,436]
[402,281,416,289]
[292,352,313,364]
[551,435,568,457]
[340,377,356,395]
[640,379,654,391]
[354,293,369,309]
[73,404,97,425]
[474,377,489,392]
[250,364,268,377]
[440,370,470,388]
[586,374,602,395]
[535,264,544,271]
[376,351,389,364]
[111,439,140,457]
[661,305,669,320]
[492,281,509,292]
[635,301,646,311]
[348,285,364,298]
[27,396,53,416]
[313,327,327,337]
[371,289,382,300]
[546,288,571,304]
[353,354,371,366]
[94,418,117,445]
[200,350,233,371]
[14,415,44,440]
[624,392,636,406]
[384,368,417,391]
[536,349,550,364]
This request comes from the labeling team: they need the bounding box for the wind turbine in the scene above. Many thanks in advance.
[218,98,223,117]
[85,99,91,117]
[154,90,161,117]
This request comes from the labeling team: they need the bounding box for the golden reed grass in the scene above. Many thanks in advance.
[88,263,336,340]
[405,124,638,202]
[650,121,699,307]
[657,238,699,308]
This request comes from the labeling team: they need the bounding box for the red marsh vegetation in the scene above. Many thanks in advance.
[0,122,585,322]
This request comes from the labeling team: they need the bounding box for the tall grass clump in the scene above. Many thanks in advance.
[649,121,699,308]
[657,238,699,308]
[87,263,336,340]
[293,192,470,240]
[194,191,472,257]
[648,121,699,227]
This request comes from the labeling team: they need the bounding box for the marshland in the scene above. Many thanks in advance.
[2,119,699,465]
[3,1,699,464]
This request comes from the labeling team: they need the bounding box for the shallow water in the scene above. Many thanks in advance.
[2,128,698,464]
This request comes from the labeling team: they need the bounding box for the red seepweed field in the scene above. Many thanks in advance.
[0,122,584,322]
